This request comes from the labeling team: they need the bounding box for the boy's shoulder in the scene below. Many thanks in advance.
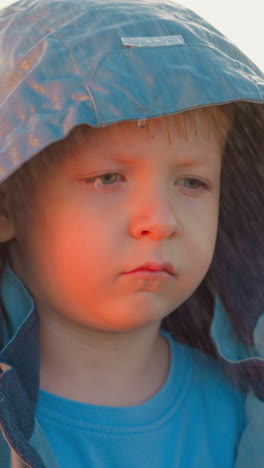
[165,330,246,415]
[168,332,246,441]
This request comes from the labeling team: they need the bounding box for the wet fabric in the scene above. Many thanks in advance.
[1,0,264,467]
[0,0,263,184]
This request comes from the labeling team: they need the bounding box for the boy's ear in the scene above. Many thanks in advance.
[0,188,16,242]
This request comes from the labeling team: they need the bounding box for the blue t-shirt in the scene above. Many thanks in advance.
[36,330,245,468]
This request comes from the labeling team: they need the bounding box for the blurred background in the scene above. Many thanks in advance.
[0,0,263,71]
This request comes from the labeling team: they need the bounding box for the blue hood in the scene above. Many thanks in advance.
[0,0,264,182]
[1,1,264,467]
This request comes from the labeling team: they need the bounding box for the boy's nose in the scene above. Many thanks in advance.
[129,189,182,240]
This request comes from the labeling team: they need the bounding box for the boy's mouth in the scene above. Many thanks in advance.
[125,261,176,276]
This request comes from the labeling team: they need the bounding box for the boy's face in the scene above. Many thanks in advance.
[7,110,224,332]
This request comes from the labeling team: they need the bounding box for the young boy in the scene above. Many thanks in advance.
[0,0,264,467]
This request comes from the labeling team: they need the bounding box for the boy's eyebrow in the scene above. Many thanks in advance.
[93,148,216,167]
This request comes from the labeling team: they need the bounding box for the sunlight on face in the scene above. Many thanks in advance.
[8,109,226,332]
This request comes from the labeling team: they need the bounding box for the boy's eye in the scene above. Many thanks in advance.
[177,178,208,191]
[85,172,123,191]
[84,173,209,193]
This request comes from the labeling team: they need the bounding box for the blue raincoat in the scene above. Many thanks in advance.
[1,0,264,467]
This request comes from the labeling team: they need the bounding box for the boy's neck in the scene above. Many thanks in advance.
[39,312,170,407]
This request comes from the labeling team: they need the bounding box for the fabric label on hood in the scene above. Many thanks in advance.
[121,35,185,47]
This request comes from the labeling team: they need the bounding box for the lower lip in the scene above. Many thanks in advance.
[123,269,172,280]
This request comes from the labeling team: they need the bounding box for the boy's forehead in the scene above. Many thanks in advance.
[44,106,229,172]
[72,108,226,149]
[47,109,226,176]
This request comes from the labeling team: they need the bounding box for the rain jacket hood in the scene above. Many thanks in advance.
[1,0,264,467]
